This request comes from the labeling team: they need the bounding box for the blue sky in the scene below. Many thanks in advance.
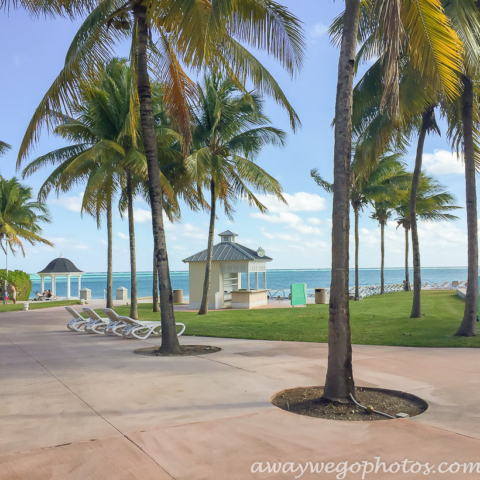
[0,1,472,274]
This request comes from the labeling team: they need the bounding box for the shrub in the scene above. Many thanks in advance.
[0,269,32,301]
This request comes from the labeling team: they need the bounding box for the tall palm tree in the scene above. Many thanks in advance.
[342,0,465,319]
[322,0,362,404]
[440,0,480,336]
[312,153,406,300]
[22,60,138,309]
[18,0,305,354]
[395,174,461,289]
[0,177,53,302]
[323,0,462,403]
[187,75,286,315]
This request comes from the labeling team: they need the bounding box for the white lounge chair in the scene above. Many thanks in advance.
[102,308,186,340]
[65,306,88,332]
[83,307,109,334]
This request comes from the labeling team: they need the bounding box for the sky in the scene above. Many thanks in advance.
[0,1,474,274]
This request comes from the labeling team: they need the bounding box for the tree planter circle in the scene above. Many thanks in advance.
[271,386,428,421]
[134,345,221,357]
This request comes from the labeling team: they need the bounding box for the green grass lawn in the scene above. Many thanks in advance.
[106,290,480,348]
[0,299,81,313]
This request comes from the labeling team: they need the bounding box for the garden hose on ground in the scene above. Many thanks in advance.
[349,394,396,419]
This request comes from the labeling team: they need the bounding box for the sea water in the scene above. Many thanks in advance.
[29,267,469,299]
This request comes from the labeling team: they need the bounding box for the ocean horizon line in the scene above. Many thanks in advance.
[27,266,472,276]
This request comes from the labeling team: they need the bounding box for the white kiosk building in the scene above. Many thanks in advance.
[183,231,271,310]
[37,256,84,299]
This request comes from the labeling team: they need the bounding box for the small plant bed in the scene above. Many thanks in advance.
[271,386,428,421]
[134,345,221,356]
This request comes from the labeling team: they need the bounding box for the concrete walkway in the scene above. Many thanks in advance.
[1,306,480,479]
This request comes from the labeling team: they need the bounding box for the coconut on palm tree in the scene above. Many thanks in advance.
[186,75,286,315]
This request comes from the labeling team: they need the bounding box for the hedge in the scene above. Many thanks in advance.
[0,269,32,301]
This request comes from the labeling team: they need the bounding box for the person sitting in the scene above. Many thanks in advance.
[46,290,53,298]
[35,291,44,300]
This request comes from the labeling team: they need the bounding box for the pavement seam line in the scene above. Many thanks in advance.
[0,333,177,479]
[195,353,281,380]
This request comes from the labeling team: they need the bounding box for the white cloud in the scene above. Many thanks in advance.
[423,149,464,175]
[291,223,322,235]
[251,211,303,225]
[261,228,301,242]
[117,232,129,240]
[50,193,84,213]
[49,236,89,250]
[311,24,328,37]
[255,192,327,214]
[307,217,322,225]
[134,207,152,224]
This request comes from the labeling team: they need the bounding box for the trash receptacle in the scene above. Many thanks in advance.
[173,289,183,304]
[315,288,326,304]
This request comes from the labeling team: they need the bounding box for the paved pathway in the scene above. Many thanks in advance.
[1,306,480,479]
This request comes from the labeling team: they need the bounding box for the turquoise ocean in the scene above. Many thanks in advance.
[29,267,470,299]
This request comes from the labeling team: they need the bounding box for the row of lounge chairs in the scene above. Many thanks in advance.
[354,284,404,299]
[428,281,467,290]
[66,306,185,340]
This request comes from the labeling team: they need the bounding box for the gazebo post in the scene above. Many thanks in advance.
[51,275,56,296]
[67,274,71,299]
[246,265,250,291]
[40,275,44,293]
[78,275,81,297]
[255,272,259,290]
[264,271,267,290]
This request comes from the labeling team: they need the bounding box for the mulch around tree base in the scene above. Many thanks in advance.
[133,345,221,356]
[271,386,428,421]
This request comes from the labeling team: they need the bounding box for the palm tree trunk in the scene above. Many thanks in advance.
[404,226,411,291]
[322,0,360,404]
[134,5,180,353]
[456,76,478,336]
[380,221,385,294]
[126,172,138,319]
[198,180,216,315]
[153,250,160,313]
[410,108,432,318]
[106,196,113,309]
[354,206,359,301]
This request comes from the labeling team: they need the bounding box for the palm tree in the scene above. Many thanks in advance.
[321,0,362,404]
[312,153,406,300]
[342,0,466,319]
[187,75,286,315]
[0,177,53,254]
[323,0,462,403]
[18,0,305,354]
[395,174,461,289]
[0,141,11,157]
[22,60,138,309]
[0,177,53,301]
[440,0,480,335]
